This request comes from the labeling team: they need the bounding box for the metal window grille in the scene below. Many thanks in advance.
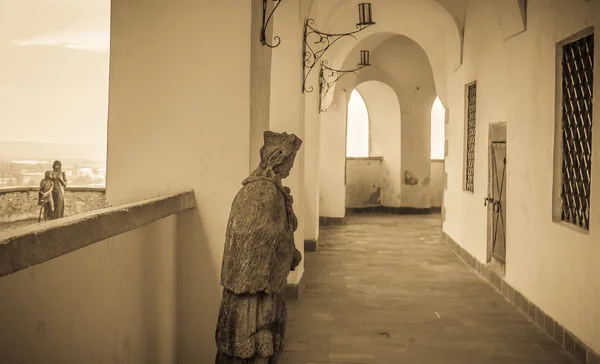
[560,32,594,230]
[465,83,477,192]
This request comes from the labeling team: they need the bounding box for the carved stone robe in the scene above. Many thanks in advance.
[216,176,300,363]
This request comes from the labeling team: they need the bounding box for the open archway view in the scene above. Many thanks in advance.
[323,33,439,215]
[346,89,369,158]
[344,81,403,210]
[431,96,445,160]
[0,0,110,232]
[430,96,446,207]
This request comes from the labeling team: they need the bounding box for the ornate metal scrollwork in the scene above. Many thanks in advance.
[261,0,283,48]
[303,14,375,93]
[318,60,369,113]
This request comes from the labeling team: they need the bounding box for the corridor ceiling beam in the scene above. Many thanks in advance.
[495,0,527,41]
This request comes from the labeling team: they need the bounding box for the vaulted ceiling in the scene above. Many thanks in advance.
[430,0,470,32]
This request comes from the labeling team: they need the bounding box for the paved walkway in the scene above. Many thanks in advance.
[281,213,578,364]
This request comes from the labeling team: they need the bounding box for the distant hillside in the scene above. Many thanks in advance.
[0,141,106,162]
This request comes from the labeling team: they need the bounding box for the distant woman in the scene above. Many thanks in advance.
[50,160,67,219]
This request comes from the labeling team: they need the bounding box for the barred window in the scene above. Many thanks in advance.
[560,32,594,230]
[465,82,477,192]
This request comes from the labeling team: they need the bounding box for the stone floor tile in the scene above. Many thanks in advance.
[283,214,579,364]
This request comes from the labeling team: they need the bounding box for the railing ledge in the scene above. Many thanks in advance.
[0,186,106,194]
[0,190,195,278]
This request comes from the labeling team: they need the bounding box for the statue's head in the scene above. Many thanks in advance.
[259,131,302,179]
[52,160,62,171]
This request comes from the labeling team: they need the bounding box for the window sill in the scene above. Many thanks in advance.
[553,220,590,236]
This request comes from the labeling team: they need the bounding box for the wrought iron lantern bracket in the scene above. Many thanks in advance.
[319,59,369,113]
[304,20,374,93]
[303,3,375,93]
[261,0,283,48]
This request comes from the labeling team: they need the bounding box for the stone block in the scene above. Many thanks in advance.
[544,314,555,338]
[564,330,575,355]
[535,306,546,328]
[528,301,536,321]
[573,338,587,363]
[304,239,318,252]
[519,294,529,313]
[553,320,564,345]
[587,348,600,364]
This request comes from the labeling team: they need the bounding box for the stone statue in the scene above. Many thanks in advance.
[49,160,67,219]
[37,171,55,222]
[215,131,303,364]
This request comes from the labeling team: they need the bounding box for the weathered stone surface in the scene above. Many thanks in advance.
[46,160,68,220]
[0,187,106,223]
[0,191,195,278]
[215,131,303,363]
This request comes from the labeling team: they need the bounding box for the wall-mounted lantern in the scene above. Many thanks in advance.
[359,49,371,66]
[303,3,376,93]
[319,50,372,113]
[357,3,374,26]
[261,0,283,48]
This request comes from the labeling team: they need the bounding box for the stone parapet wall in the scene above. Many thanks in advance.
[0,187,107,223]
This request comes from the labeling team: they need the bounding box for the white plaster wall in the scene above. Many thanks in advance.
[430,160,444,208]
[443,0,600,353]
[269,0,306,282]
[357,81,402,207]
[319,90,348,218]
[0,217,177,364]
[250,0,273,170]
[304,90,321,242]
[345,158,383,208]
[303,60,322,242]
[106,1,254,361]
[298,1,325,243]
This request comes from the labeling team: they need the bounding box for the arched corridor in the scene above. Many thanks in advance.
[0,0,599,363]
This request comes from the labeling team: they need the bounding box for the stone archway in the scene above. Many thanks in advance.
[319,33,437,217]
[355,80,402,207]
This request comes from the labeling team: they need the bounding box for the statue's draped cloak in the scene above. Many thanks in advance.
[220,177,295,296]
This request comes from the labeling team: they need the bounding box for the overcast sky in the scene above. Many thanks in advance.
[0,0,110,154]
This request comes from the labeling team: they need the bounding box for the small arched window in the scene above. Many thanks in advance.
[430,97,445,160]
[346,89,369,157]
